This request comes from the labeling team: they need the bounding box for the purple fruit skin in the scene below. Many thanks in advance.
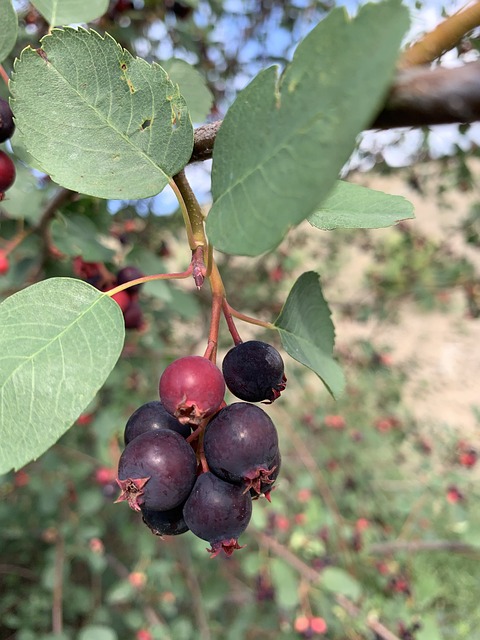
[141,503,189,536]
[204,403,278,486]
[117,265,144,294]
[123,300,143,329]
[222,340,285,402]
[118,429,197,511]
[0,99,14,143]
[183,472,252,544]
[124,401,190,445]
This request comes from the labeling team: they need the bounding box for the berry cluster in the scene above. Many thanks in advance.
[0,98,15,200]
[116,341,286,556]
[74,258,145,329]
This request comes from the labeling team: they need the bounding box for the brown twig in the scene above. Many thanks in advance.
[399,0,480,69]
[31,187,77,278]
[255,530,402,640]
[191,62,480,164]
[52,534,65,635]
[367,539,480,555]
[374,61,480,128]
[175,541,212,640]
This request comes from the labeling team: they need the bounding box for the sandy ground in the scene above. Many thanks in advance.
[332,164,480,435]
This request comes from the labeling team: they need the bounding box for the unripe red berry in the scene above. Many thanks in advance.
[0,150,16,193]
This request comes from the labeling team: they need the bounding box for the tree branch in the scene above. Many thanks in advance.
[367,539,480,555]
[191,61,480,163]
[399,0,480,69]
[255,530,402,640]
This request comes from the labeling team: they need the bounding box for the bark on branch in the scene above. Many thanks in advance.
[190,61,480,163]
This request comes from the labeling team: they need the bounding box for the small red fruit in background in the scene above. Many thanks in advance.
[136,630,153,640]
[446,485,464,504]
[0,250,9,275]
[459,450,477,468]
[294,615,328,636]
[76,412,94,426]
[111,289,131,312]
[324,414,345,429]
[95,467,116,485]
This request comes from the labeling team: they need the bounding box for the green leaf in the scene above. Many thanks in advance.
[0,162,51,223]
[77,626,117,640]
[270,559,300,609]
[321,567,361,600]
[0,278,124,475]
[207,0,409,256]
[10,28,193,199]
[162,58,213,123]
[51,213,115,261]
[0,0,17,63]
[274,271,344,398]
[308,181,415,230]
[30,0,109,26]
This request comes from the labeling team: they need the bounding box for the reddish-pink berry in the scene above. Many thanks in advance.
[111,289,130,312]
[159,356,225,425]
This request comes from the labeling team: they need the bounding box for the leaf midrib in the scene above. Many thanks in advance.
[26,41,173,180]
[0,293,108,394]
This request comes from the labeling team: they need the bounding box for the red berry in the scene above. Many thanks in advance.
[0,250,9,275]
[159,356,225,425]
[111,289,130,312]
[0,150,15,193]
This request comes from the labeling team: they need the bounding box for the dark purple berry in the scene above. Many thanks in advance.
[124,401,190,445]
[183,472,252,557]
[204,402,279,495]
[0,150,15,193]
[141,503,189,536]
[0,98,14,143]
[116,429,197,512]
[123,300,143,329]
[116,265,144,294]
[222,341,287,403]
[159,356,225,425]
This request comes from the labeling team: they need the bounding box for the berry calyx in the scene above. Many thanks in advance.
[0,98,15,143]
[0,150,16,194]
[159,355,225,425]
[0,250,9,275]
[222,340,287,403]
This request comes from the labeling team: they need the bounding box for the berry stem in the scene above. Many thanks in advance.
[221,298,243,345]
[203,290,223,362]
[399,2,480,69]
[105,265,193,297]
[169,176,196,251]
[224,301,275,330]
[0,66,9,87]
[172,170,206,250]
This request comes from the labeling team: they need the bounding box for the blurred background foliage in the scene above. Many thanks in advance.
[1,1,480,639]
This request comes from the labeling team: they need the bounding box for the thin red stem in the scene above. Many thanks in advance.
[222,298,243,345]
[203,292,223,363]
[224,301,275,330]
[105,266,193,297]
[0,66,9,87]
